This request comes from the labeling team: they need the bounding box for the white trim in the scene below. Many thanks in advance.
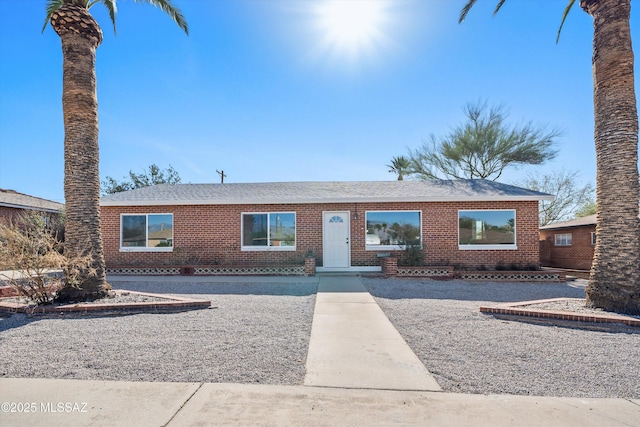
[366,245,406,251]
[240,211,297,251]
[364,210,422,251]
[458,209,516,249]
[101,194,553,207]
[120,213,174,252]
[119,247,174,253]
[554,233,573,246]
[242,246,296,252]
[458,244,518,251]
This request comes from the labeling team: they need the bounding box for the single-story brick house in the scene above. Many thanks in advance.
[0,189,63,225]
[100,180,553,274]
[539,214,596,271]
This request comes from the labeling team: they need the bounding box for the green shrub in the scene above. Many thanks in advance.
[400,241,425,266]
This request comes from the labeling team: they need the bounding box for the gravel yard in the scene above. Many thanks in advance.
[0,280,317,385]
[1,276,638,399]
[362,277,640,399]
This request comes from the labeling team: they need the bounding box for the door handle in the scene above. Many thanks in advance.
[346,238,349,244]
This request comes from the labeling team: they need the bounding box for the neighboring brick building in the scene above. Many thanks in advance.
[0,189,63,225]
[539,214,596,271]
[0,189,64,270]
[100,180,553,273]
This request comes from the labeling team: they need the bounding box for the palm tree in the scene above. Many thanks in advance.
[387,156,411,180]
[460,0,639,314]
[44,0,187,301]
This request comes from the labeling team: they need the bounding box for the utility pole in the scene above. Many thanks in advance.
[216,170,227,184]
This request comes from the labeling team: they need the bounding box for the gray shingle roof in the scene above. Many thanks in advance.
[100,180,554,207]
[540,214,597,230]
[0,189,63,212]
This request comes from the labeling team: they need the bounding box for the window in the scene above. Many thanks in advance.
[555,233,572,246]
[365,211,421,250]
[121,214,173,251]
[458,210,516,250]
[242,212,295,250]
[591,232,596,246]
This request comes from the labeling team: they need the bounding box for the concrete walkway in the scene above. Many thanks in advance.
[304,275,441,391]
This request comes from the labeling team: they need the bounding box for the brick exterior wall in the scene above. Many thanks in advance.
[539,225,595,270]
[101,200,540,270]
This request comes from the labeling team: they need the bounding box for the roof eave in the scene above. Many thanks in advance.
[0,202,63,213]
[540,223,596,230]
[100,195,554,207]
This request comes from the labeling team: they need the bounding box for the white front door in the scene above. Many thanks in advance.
[323,211,351,269]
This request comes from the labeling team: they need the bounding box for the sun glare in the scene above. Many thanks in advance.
[313,0,390,62]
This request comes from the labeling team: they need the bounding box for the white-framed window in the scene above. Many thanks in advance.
[591,232,596,246]
[554,233,572,246]
[458,210,516,250]
[120,213,173,252]
[242,212,296,251]
[365,211,421,250]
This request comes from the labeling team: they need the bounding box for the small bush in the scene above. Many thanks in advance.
[0,212,96,305]
[400,241,425,266]
[0,213,64,304]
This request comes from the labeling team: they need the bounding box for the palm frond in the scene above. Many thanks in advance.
[95,0,118,34]
[458,0,478,24]
[557,0,576,43]
[134,0,189,35]
[493,0,507,16]
[42,0,64,33]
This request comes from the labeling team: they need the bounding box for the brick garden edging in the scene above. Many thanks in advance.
[480,298,640,327]
[0,290,211,315]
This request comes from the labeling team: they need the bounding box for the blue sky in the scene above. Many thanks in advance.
[1,0,637,204]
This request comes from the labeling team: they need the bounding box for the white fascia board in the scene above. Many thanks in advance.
[100,194,554,207]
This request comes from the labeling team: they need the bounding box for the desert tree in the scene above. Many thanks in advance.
[102,164,181,195]
[406,101,560,181]
[575,199,597,218]
[515,170,595,226]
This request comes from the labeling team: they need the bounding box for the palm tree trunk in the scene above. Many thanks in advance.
[51,3,109,300]
[582,0,640,314]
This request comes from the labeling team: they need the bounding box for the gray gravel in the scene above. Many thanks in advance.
[362,277,640,399]
[0,280,316,385]
[1,276,638,399]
